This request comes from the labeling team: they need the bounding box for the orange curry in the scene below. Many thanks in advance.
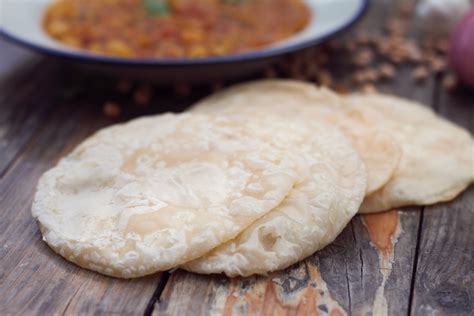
[43,0,311,59]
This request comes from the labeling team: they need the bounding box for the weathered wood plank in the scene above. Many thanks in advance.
[321,0,436,310]
[155,261,346,316]
[319,210,422,316]
[1,0,471,314]
[0,40,61,178]
[410,187,474,316]
[154,210,420,316]
[436,87,474,132]
[410,85,474,316]
[0,88,161,315]
[153,1,431,315]
[0,38,40,82]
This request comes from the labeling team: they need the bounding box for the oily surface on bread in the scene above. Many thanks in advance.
[183,119,367,277]
[192,79,401,195]
[32,113,304,278]
[346,94,474,213]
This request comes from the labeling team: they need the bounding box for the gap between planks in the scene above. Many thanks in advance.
[405,72,443,315]
[146,0,430,314]
[144,272,171,316]
[408,69,474,315]
[407,207,425,315]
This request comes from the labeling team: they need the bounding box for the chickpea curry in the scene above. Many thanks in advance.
[43,0,311,59]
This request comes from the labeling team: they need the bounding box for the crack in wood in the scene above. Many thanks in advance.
[144,272,170,316]
[61,285,83,314]
[1,0,472,314]
[407,207,425,316]
[344,264,352,315]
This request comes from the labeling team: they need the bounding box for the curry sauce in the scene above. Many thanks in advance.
[43,0,311,59]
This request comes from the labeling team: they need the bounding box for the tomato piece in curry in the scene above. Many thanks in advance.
[43,0,311,59]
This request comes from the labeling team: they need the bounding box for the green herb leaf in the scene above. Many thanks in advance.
[143,0,169,16]
[221,0,249,5]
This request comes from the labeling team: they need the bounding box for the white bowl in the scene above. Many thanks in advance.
[0,0,368,82]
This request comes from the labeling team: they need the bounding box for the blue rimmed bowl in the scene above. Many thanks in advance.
[0,0,368,83]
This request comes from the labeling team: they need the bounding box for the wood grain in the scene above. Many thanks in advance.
[0,41,58,178]
[410,83,474,316]
[153,1,431,315]
[324,0,436,311]
[0,77,161,315]
[0,40,40,82]
[1,0,473,314]
[411,187,473,316]
[154,211,420,316]
[155,261,346,316]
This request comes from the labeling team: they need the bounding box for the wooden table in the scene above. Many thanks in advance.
[1,1,472,315]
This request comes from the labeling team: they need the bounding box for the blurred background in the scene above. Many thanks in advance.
[0,0,472,123]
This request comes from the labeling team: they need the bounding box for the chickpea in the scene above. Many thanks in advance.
[47,20,70,37]
[188,46,208,58]
[105,40,133,57]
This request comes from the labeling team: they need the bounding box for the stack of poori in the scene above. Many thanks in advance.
[32,80,474,278]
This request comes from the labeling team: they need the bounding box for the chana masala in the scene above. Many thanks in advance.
[43,0,311,59]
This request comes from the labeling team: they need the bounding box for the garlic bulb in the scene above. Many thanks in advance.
[416,0,472,36]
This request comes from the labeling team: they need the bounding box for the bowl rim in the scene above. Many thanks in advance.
[0,0,369,66]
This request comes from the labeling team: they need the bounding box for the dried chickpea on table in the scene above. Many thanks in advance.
[43,0,311,58]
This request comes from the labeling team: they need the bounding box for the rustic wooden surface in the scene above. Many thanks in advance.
[0,0,472,315]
